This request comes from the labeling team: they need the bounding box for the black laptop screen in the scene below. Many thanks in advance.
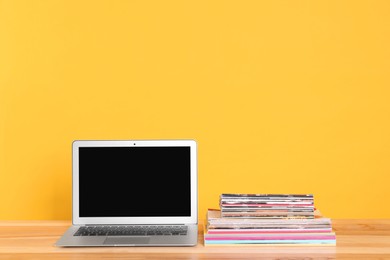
[78,147,191,217]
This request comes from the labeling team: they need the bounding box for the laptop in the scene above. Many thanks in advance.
[56,140,198,247]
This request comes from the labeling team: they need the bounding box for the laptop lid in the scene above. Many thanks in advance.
[72,140,197,225]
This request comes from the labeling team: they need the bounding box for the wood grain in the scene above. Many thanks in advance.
[0,220,389,259]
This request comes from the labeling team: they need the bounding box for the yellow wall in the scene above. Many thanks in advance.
[1,0,389,220]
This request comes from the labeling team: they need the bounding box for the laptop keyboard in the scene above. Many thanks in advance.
[74,225,188,236]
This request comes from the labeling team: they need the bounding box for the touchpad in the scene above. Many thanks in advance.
[104,237,150,245]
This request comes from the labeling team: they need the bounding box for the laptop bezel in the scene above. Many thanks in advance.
[72,140,197,225]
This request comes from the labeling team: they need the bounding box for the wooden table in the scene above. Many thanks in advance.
[0,220,390,259]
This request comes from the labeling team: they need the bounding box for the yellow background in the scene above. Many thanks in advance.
[1,0,389,220]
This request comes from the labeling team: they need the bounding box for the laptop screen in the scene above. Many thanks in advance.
[78,146,191,217]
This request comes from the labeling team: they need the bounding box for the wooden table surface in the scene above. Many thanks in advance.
[0,219,390,259]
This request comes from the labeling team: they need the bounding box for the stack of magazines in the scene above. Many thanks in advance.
[220,194,315,219]
[204,194,336,246]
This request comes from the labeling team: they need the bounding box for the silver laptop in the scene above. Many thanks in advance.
[56,140,198,247]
